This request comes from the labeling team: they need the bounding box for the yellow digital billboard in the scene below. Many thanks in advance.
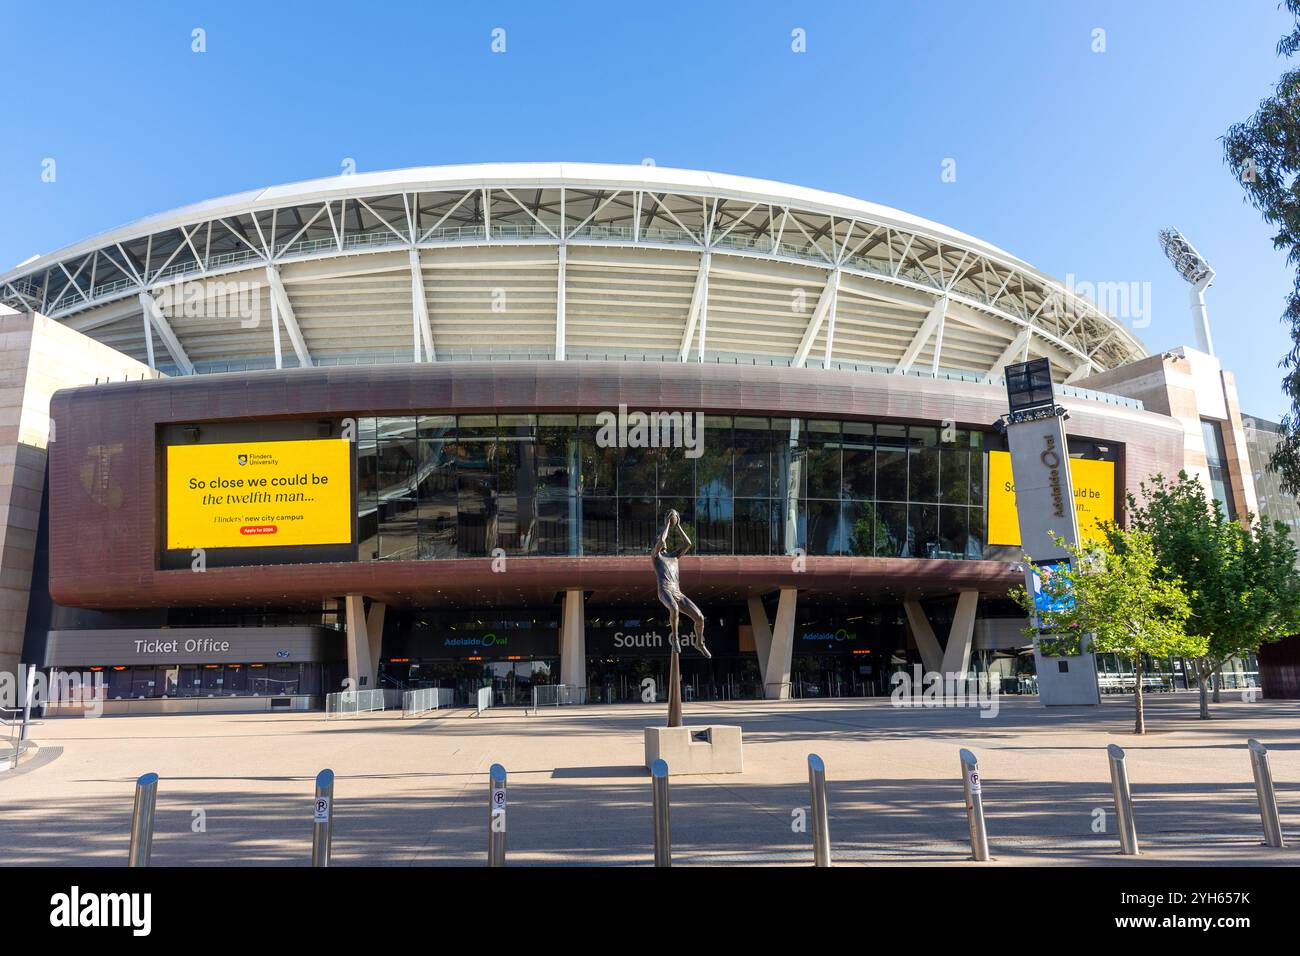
[987,450,1115,546]
[165,438,352,549]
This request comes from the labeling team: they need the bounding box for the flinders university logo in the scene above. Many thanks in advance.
[237,454,248,466]
[49,886,151,936]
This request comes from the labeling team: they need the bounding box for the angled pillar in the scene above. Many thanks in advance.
[792,269,839,368]
[746,595,773,687]
[894,295,948,375]
[677,251,710,361]
[409,248,434,361]
[903,598,943,673]
[137,291,195,375]
[344,594,379,689]
[560,589,586,690]
[765,588,797,699]
[940,590,979,676]
[264,266,313,367]
[366,601,386,681]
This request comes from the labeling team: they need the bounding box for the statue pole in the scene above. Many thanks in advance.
[667,648,683,727]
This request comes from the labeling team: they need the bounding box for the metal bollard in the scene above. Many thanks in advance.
[959,748,990,861]
[1248,739,1286,849]
[488,763,507,867]
[311,769,334,867]
[1107,744,1139,856]
[127,772,159,867]
[807,753,831,866]
[651,758,671,867]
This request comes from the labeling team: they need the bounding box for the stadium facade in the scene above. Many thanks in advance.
[0,163,1275,711]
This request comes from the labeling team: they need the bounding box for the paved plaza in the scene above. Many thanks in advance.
[2,692,1298,866]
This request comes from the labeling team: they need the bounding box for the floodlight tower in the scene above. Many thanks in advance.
[1158,227,1216,356]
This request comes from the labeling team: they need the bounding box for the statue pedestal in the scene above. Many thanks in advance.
[644,725,743,775]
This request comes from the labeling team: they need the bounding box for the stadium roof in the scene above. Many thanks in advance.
[0,162,1148,381]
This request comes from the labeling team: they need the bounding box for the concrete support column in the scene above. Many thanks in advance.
[903,598,943,673]
[366,601,386,682]
[764,588,797,699]
[746,595,773,687]
[940,590,979,676]
[560,589,586,690]
[344,594,379,689]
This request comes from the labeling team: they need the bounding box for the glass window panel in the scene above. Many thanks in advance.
[970,450,985,509]
[537,415,578,499]
[805,420,841,500]
[938,506,968,559]
[455,495,495,557]
[939,447,970,505]
[618,496,658,556]
[695,494,733,555]
[418,498,457,559]
[581,497,617,556]
[875,425,908,502]
[619,443,658,497]
[657,444,694,498]
[377,438,418,497]
[579,414,618,496]
[967,508,986,559]
[536,497,578,555]
[770,418,800,502]
[733,417,770,498]
[874,502,908,557]
[804,498,841,555]
[496,495,537,555]
[909,503,939,559]
[376,416,417,441]
[418,414,455,440]
[841,422,874,500]
[378,495,418,560]
[696,416,733,498]
[417,438,456,499]
[357,417,377,443]
[908,447,940,503]
[457,415,497,440]
[843,500,876,556]
[772,496,798,555]
[734,498,770,555]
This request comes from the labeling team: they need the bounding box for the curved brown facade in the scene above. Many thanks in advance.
[47,360,1185,610]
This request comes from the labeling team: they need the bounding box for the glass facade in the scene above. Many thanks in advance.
[1200,418,1237,520]
[1242,415,1300,561]
[357,415,987,560]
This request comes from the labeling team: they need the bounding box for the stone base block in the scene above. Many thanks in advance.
[644,725,743,775]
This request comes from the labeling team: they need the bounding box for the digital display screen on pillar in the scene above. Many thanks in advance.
[987,450,1115,546]
[165,438,353,549]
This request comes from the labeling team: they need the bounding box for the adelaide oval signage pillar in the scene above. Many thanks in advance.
[1000,358,1101,706]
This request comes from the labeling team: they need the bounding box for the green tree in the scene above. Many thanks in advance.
[1224,1,1300,492]
[1011,530,1203,734]
[1119,472,1300,717]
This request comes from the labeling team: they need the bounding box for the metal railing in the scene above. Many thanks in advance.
[530,684,588,714]
[475,686,493,715]
[325,688,388,717]
[402,686,455,717]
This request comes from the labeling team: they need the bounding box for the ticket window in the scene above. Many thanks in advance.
[179,665,201,697]
[224,665,249,695]
[200,665,225,696]
[130,667,160,699]
[106,667,132,700]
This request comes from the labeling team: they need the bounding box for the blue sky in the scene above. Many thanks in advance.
[2,0,1296,417]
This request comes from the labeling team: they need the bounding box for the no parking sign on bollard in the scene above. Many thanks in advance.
[488,763,507,867]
